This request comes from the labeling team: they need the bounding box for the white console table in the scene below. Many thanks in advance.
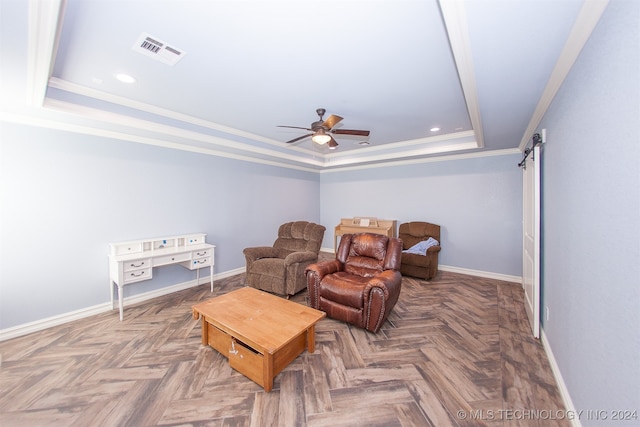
[109,233,215,321]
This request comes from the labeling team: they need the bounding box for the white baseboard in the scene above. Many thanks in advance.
[438,264,521,284]
[0,264,517,342]
[0,268,244,342]
[541,329,581,427]
[0,302,114,343]
[321,249,522,284]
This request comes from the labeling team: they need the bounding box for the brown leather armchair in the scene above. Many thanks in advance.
[243,221,326,297]
[399,222,441,280]
[305,232,403,333]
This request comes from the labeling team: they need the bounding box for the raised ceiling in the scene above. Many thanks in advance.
[1,0,609,171]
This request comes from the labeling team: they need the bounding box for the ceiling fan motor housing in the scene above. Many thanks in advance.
[311,120,325,130]
[312,108,327,130]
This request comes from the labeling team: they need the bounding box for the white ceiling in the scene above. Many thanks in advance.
[1,0,608,171]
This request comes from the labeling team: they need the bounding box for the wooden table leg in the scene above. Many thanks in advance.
[307,325,316,353]
[200,318,208,346]
[264,352,274,392]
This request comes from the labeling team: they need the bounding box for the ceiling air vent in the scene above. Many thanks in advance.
[132,33,186,66]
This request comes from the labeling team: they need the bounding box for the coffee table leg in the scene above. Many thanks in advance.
[264,353,274,392]
[307,325,316,353]
[201,318,208,346]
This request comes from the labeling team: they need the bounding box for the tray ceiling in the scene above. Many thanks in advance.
[1,0,608,171]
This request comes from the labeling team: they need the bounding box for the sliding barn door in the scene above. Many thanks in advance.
[522,145,541,338]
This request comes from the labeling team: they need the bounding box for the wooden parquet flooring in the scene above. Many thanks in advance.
[0,269,568,427]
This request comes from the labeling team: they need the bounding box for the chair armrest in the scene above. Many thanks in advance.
[243,246,279,262]
[365,270,402,298]
[284,251,318,266]
[305,259,342,279]
[243,246,280,273]
[305,259,342,309]
[363,270,403,332]
[426,245,441,254]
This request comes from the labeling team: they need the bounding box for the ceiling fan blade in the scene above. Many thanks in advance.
[278,125,313,131]
[327,136,339,149]
[323,114,343,129]
[285,133,313,144]
[332,129,370,137]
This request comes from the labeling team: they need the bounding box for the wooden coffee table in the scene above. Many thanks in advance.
[192,287,325,392]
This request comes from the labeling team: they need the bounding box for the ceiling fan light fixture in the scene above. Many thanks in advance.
[311,129,331,144]
[328,139,338,149]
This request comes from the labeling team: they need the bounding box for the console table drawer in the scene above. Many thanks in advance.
[111,242,144,256]
[192,248,212,258]
[123,259,151,272]
[193,257,212,267]
[154,252,190,267]
[186,235,206,245]
[181,256,212,270]
[124,267,152,284]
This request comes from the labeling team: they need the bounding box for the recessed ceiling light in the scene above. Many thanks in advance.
[115,73,136,84]
[430,127,440,132]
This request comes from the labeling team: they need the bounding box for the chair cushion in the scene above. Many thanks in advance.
[250,258,285,278]
[290,221,307,239]
[344,234,387,277]
[402,237,439,255]
[274,221,325,253]
[319,272,369,308]
[401,252,433,267]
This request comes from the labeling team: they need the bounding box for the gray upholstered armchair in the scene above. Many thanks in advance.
[243,221,326,297]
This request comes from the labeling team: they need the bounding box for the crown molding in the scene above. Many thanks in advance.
[26,0,63,107]
[519,0,610,151]
[320,147,521,174]
[47,77,281,147]
[2,106,518,174]
[439,0,484,149]
[21,0,517,173]
[47,78,485,170]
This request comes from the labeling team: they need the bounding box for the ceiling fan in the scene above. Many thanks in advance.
[278,108,370,149]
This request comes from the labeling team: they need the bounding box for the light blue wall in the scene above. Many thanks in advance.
[0,123,320,329]
[0,121,523,330]
[538,0,640,421]
[320,154,523,276]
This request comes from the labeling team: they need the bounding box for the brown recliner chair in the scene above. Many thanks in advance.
[399,222,441,280]
[243,221,326,297]
[305,232,403,333]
